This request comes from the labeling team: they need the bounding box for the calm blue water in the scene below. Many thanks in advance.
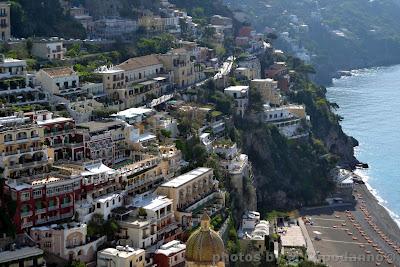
[327,65,400,226]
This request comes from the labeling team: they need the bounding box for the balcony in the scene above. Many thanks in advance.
[2,146,47,157]
[35,208,46,214]
[36,218,48,224]
[48,215,60,222]
[64,142,84,148]
[8,160,49,170]
[21,221,33,228]
[61,211,74,219]
[21,211,33,218]
[61,202,73,208]
[45,129,73,137]
[48,205,59,211]
[33,193,42,199]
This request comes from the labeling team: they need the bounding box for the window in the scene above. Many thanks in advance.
[130,261,133,267]
[21,192,30,200]
[97,203,101,209]
[33,190,42,198]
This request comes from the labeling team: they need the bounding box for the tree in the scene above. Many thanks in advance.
[248,87,264,113]
[26,38,33,56]
[138,207,147,217]
[68,260,86,267]
[160,129,172,138]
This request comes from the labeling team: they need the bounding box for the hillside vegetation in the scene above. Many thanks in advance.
[10,0,86,39]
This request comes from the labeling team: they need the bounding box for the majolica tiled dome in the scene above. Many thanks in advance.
[186,212,225,264]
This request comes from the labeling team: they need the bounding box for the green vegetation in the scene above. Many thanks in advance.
[0,179,17,237]
[87,214,119,240]
[136,34,175,56]
[67,261,87,267]
[10,0,86,39]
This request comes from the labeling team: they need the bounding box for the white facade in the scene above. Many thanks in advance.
[224,86,249,117]
[93,192,124,221]
[32,39,66,60]
[0,56,27,79]
[36,67,80,95]
[263,104,308,138]
[97,246,145,267]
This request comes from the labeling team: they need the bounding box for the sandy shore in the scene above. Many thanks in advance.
[300,181,400,266]
[354,183,400,243]
[352,183,400,264]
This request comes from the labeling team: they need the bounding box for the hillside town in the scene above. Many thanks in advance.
[1,1,399,267]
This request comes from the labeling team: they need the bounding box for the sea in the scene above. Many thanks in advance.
[327,65,400,227]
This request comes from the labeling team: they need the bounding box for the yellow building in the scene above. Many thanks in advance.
[186,212,225,267]
[0,114,52,179]
[157,48,198,88]
[250,78,282,106]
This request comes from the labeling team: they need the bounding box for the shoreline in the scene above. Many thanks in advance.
[353,181,400,239]
[353,170,400,229]
[351,182,400,264]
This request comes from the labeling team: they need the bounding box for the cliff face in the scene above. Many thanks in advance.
[289,81,358,168]
[323,124,358,168]
[235,117,335,213]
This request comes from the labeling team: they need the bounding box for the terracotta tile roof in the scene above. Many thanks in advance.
[118,55,162,71]
[42,67,75,77]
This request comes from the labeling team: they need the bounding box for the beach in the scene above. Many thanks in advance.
[301,179,400,266]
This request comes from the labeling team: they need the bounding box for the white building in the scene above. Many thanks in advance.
[97,246,145,267]
[92,192,124,221]
[0,56,27,79]
[224,85,249,117]
[117,55,166,86]
[32,38,66,60]
[36,67,80,96]
[93,19,138,39]
[117,217,158,249]
[263,104,308,138]
[154,240,186,267]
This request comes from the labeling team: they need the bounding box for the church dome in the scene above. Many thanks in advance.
[186,212,225,264]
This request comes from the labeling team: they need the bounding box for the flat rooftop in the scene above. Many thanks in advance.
[280,225,306,248]
[133,195,172,211]
[0,247,43,264]
[36,117,73,125]
[112,107,153,118]
[81,162,116,176]
[155,240,186,256]
[160,167,212,188]
[77,120,125,132]
[224,85,249,92]
[99,247,144,259]
[95,193,122,204]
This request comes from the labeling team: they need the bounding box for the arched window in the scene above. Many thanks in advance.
[4,134,12,142]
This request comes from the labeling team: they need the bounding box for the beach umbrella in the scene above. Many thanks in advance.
[313,231,322,235]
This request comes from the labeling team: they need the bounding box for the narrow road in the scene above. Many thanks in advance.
[299,219,317,262]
